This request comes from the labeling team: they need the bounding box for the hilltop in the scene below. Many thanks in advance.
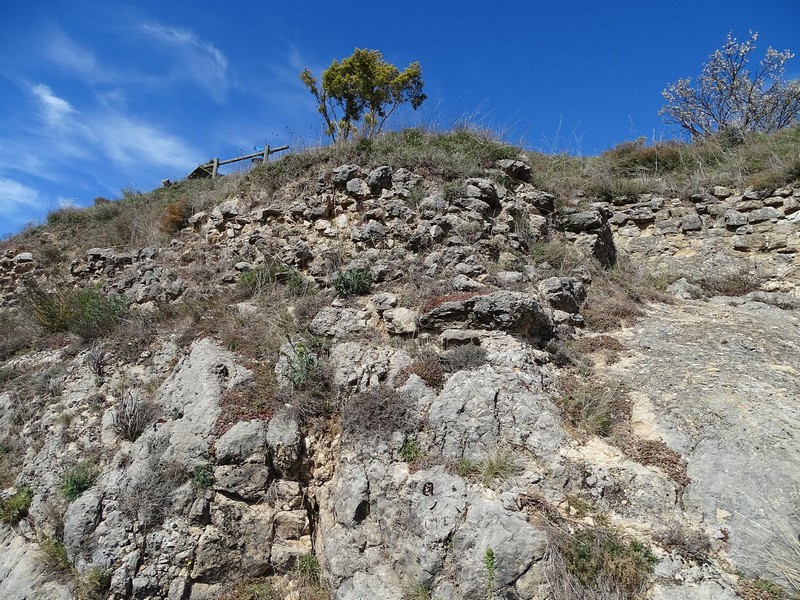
[0,127,799,600]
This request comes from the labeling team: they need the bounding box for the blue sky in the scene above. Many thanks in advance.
[1,0,799,238]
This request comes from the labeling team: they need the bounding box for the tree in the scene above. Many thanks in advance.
[300,49,426,142]
[660,32,800,138]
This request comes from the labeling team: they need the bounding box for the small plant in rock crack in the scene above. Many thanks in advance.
[87,341,110,377]
[484,547,497,600]
[332,268,372,297]
[0,484,32,523]
[283,342,318,389]
[61,461,98,502]
[112,388,159,442]
[191,464,215,489]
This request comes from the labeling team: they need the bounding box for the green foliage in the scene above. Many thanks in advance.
[0,484,32,523]
[38,536,71,572]
[296,553,321,584]
[332,268,372,297]
[301,48,426,142]
[61,462,98,502]
[283,342,318,389]
[484,548,497,600]
[20,283,127,340]
[555,527,657,595]
[399,438,424,463]
[191,464,215,489]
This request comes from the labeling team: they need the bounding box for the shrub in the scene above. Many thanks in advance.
[282,341,319,389]
[112,389,159,442]
[549,526,657,597]
[61,462,98,502]
[332,268,372,296]
[441,344,487,372]
[20,283,127,340]
[342,386,415,440]
[296,553,321,585]
[191,464,215,489]
[0,484,32,523]
[654,525,711,563]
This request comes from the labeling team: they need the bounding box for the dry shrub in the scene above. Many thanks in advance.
[440,344,488,372]
[572,335,625,365]
[395,350,446,389]
[603,138,684,177]
[653,524,711,563]
[557,376,628,438]
[611,432,689,489]
[693,267,761,297]
[112,389,159,442]
[342,386,415,441]
[160,197,190,234]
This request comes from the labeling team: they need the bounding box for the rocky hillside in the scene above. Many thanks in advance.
[0,129,798,600]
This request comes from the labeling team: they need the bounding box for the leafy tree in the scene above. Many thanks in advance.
[300,48,426,142]
[660,32,800,138]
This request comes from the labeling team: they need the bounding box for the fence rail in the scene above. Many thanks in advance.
[188,144,289,179]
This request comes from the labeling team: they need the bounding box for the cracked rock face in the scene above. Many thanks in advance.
[604,300,800,588]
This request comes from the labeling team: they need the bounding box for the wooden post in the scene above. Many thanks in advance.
[211,158,219,178]
[263,145,269,163]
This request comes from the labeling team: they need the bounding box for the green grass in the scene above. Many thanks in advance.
[61,462,98,502]
[0,484,32,523]
[455,451,523,487]
[19,283,127,340]
[331,268,372,297]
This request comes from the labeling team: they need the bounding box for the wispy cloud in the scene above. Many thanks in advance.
[0,177,46,229]
[42,28,98,76]
[30,83,76,127]
[137,22,229,102]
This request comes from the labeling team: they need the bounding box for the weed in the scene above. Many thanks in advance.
[692,267,761,296]
[160,197,191,234]
[191,464,215,489]
[332,268,372,296]
[557,378,624,437]
[399,437,424,463]
[61,461,98,502]
[239,261,309,297]
[0,484,32,523]
[296,553,321,585]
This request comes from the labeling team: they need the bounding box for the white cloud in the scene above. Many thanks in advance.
[30,83,76,127]
[138,22,229,102]
[88,113,196,171]
[0,177,41,209]
[42,29,97,76]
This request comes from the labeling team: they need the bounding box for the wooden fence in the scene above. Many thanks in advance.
[188,144,289,179]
